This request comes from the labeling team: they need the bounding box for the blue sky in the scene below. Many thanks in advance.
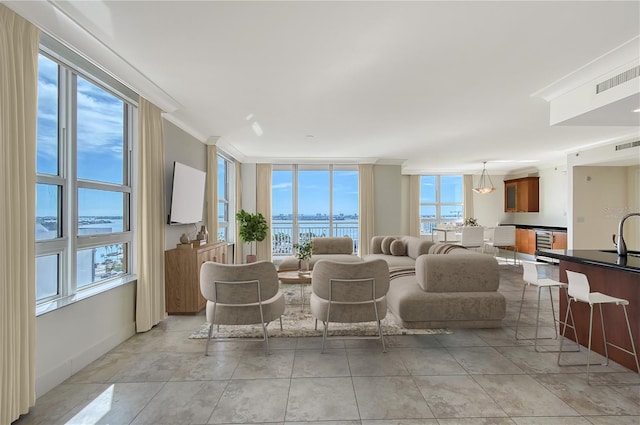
[272,169,358,217]
[37,54,125,218]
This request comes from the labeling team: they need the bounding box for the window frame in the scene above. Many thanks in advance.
[419,175,464,236]
[272,164,359,256]
[35,46,137,312]
[216,152,235,243]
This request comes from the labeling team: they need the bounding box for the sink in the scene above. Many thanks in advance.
[600,249,640,258]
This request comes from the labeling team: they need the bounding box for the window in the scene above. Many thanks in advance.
[217,154,235,242]
[419,175,463,235]
[35,49,135,306]
[272,165,358,256]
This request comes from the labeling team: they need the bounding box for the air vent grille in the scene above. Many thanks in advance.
[596,66,640,94]
[615,140,640,151]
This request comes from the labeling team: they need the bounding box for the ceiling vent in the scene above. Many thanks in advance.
[596,65,640,94]
[615,140,640,151]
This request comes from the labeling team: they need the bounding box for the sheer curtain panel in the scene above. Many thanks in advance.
[256,164,272,261]
[358,164,374,255]
[234,160,243,264]
[135,98,166,332]
[463,174,475,221]
[0,5,39,423]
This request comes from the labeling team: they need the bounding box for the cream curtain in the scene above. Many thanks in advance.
[206,145,218,243]
[234,160,242,264]
[135,98,166,332]
[463,174,475,221]
[409,175,421,237]
[256,164,272,262]
[0,6,39,423]
[358,164,374,255]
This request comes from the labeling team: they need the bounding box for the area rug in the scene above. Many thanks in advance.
[189,282,451,339]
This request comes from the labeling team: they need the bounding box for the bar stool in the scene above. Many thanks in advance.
[558,270,640,384]
[515,262,579,352]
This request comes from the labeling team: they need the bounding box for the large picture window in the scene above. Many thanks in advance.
[35,50,135,307]
[272,165,358,256]
[419,175,463,235]
[217,154,235,242]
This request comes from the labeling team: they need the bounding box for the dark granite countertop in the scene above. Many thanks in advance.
[535,249,640,274]
[504,224,567,232]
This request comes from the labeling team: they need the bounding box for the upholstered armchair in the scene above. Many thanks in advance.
[310,259,390,352]
[199,261,285,355]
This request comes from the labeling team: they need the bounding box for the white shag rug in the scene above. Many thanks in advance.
[189,282,451,339]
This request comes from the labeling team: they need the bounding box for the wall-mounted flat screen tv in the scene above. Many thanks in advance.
[168,161,206,225]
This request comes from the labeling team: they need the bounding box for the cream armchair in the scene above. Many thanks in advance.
[310,259,390,352]
[199,261,285,355]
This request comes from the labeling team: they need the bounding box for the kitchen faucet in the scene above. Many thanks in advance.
[613,212,640,256]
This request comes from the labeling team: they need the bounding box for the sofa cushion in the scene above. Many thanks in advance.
[402,236,434,259]
[363,253,417,269]
[311,236,354,255]
[428,243,466,255]
[381,236,396,255]
[415,253,499,293]
[278,253,362,271]
[390,239,406,256]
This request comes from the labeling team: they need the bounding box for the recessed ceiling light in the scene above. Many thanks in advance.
[305,135,314,139]
[245,113,254,121]
[633,108,640,113]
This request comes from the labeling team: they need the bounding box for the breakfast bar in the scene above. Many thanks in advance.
[537,249,640,372]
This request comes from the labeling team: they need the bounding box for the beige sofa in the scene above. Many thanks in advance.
[363,235,434,269]
[386,247,505,329]
[277,236,362,271]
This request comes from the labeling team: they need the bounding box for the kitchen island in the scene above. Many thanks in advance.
[536,249,640,372]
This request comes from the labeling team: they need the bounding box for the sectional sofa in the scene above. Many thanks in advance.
[364,235,506,329]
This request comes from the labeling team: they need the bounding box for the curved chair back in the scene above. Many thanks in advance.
[566,270,591,303]
[459,226,485,248]
[200,261,279,304]
[492,225,516,247]
[522,261,539,285]
[312,259,389,303]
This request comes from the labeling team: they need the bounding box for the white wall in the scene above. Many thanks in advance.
[572,165,631,249]
[163,120,208,249]
[35,282,136,396]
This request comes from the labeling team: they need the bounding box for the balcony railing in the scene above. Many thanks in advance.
[272,220,358,256]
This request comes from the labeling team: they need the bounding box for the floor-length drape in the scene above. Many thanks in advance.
[256,164,272,261]
[358,164,374,255]
[409,175,421,237]
[463,174,475,221]
[0,6,39,423]
[136,98,166,332]
[234,160,242,264]
[206,145,218,243]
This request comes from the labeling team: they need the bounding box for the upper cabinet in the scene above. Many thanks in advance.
[504,177,539,212]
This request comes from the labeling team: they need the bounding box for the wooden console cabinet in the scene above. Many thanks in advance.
[165,241,227,314]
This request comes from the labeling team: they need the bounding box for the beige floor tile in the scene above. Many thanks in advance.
[209,379,290,424]
[352,376,434,419]
[286,377,359,421]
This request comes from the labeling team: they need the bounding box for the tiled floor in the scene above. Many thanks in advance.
[14,262,640,425]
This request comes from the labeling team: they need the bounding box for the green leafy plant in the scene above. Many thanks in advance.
[464,217,479,227]
[293,240,313,261]
[235,209,268,255]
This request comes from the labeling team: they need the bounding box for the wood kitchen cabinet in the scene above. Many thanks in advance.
[504,177,539,212]
[165,241,227,314]
[552,231,567,250]
[515,228,536,255]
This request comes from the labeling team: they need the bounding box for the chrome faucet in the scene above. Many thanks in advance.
[613,212,640,256]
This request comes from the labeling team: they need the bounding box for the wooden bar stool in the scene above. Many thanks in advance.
[557,270,640,384]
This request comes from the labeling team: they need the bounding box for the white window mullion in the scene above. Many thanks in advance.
[66,70,79,296]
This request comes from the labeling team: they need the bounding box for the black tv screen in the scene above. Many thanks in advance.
[168,161,206,225]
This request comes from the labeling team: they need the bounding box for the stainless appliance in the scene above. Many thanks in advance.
[534,230,558,263]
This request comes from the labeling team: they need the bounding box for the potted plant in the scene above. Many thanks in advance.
[293,240,313,274]
[464,217,479,227]
[236,209,269,263]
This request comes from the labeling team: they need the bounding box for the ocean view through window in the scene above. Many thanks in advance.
[35,45,135,305]
[272,165,358,256]
[420,175,464,236]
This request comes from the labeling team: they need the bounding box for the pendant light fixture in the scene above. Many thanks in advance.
[473,161,496,194]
